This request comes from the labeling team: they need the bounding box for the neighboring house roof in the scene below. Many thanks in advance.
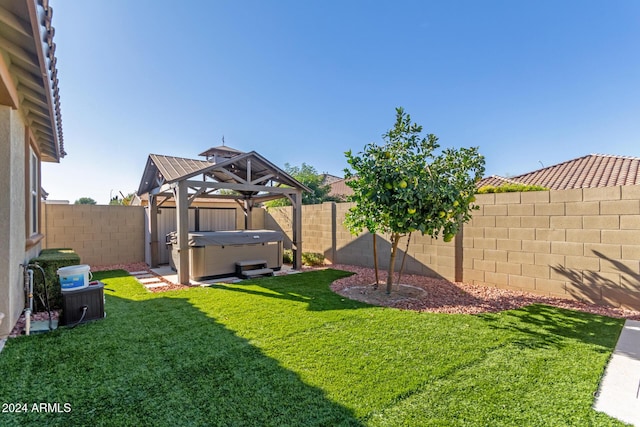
[0,0,64,162]
[475,175,522,188]
[477,154,640,190]
[320,173,343,186]
[328,178,354,199]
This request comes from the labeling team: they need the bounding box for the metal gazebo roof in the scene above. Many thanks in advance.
[137,150,311,199]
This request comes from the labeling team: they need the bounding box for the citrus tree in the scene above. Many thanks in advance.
[344,107,485,294]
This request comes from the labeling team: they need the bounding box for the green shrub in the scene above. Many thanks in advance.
[282,249,293,264]
[477,183,548,193]
[301,252,325,266]
[29,248,81,311]
[282,250,325,266]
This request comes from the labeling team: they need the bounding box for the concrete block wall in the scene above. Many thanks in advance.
[267,202,458,280]
[42,204,145,266]
[465,186,640,309]
[303,203,336,258]
[264,203,336,257]
[251,207,265,229]
[35,187,640,309]
[333,203,457,280]
[265,185,640,310]
[334,202,376,267]
[264,205,294,249]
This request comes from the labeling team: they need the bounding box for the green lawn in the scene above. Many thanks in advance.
[0,269,628,426]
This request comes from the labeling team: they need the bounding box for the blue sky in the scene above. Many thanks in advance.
[42,0,640,204]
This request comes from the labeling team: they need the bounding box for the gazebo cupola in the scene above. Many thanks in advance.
[198,145,244,163]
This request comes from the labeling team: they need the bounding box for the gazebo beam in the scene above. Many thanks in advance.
[182,179,298,194]
[252,193,287,203]
[251,173,274,185]
[214,168,247,184]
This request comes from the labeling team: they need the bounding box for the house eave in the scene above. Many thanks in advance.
[0,0,64,162]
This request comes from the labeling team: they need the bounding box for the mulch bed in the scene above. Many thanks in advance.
[329,264,640,320]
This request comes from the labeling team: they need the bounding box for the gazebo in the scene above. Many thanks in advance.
[137,146,310,284]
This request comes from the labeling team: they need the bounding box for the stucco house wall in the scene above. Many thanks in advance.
[0,107,40,338]
[0,0,64,338]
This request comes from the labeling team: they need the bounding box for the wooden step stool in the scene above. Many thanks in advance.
[235,260,274,279]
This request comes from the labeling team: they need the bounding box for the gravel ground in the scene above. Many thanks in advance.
[8,310,60,338]
[8,262,639,338]
[329,264,640,320]
[91,262,150,272]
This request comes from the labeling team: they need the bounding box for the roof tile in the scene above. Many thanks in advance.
[477,154,640,190]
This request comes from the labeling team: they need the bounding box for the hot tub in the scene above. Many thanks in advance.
[168,230,283,280]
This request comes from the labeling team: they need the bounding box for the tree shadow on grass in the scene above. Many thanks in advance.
[478,304,624,352]
[207,269,371,312]
[0,271,363,426]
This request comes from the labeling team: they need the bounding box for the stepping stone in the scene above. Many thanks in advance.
[139,277,163,284]
[144,283,169,289]
[129,271,150,276]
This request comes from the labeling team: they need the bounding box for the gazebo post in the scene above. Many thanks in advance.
[292,190,303,270]
[149,194,159,268]
[244,199,253,230]
[175,181,190,284]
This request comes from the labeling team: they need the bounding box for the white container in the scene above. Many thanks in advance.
[57,264,92,292]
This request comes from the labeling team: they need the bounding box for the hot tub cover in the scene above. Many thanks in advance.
[187,230,284,247]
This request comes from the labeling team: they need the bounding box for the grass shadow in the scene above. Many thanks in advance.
[1,270,628,426]
[478,304,624,351]
[0,271,362,426]
[207,269,371,311]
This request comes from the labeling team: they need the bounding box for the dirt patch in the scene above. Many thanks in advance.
[339,283,427,306]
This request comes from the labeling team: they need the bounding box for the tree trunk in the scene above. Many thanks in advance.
[397,232,412,285]
[386,233,401,294]
[373,233,379,289]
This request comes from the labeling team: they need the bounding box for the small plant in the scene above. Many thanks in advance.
[301,252,325,266]
[282,250,324,266]
[477,183,549,193]
[282,249,293,264]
